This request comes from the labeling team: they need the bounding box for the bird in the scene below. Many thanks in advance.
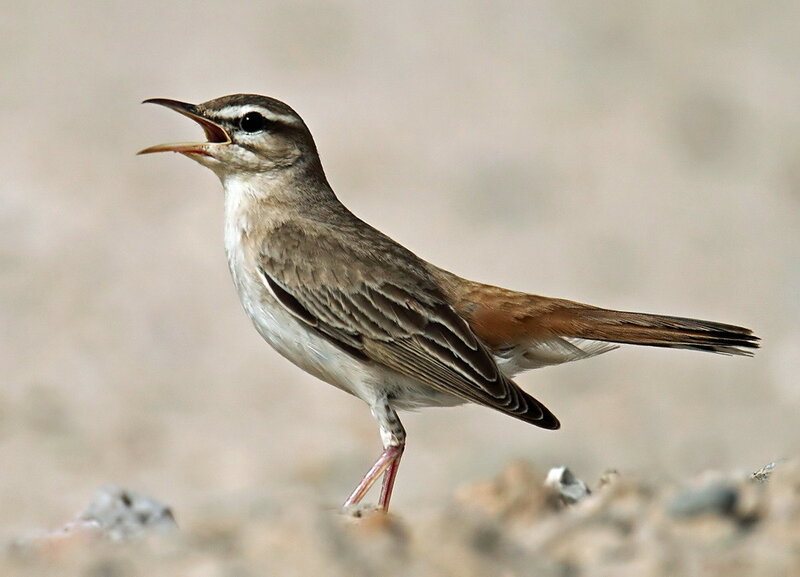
[139,94,759,512]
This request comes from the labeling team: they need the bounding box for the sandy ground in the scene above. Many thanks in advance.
[4,461,799,576]
[1,1,798,574]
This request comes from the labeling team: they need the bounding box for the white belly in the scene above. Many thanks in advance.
[230,250,367,391]
[221,179,464,411]
[229,262,463,410]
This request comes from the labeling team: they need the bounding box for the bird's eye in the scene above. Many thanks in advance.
[239,111,268,133]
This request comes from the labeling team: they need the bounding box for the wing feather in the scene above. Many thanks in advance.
[259,261,558,429]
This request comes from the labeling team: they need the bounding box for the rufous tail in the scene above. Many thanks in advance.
[549,308,759,355]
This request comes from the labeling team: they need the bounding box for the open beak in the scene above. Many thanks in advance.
[138,98,230,156]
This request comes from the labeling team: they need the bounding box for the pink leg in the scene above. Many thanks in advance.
[344,397,406,511]
[343,445,403,509]
[378,445,404,510]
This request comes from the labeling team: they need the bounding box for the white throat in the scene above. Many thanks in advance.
[222,175,259,263]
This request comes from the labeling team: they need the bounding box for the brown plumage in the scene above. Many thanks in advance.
[257,219,560,429]
[141,93,759,512]
[434,269,759,358]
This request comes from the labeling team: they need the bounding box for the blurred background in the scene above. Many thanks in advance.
[0,1,797,539]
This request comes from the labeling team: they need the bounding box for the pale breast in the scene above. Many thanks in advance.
[220,178,467,411]
[222,181,378,402]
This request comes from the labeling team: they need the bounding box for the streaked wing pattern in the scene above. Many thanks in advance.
[259,264,559,429]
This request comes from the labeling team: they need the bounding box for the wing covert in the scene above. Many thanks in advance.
[258,263,559,429]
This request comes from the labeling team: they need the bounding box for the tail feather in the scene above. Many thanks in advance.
[430,268,760,362]
[549,309,760,356]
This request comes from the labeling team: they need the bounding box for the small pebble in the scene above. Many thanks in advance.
[544,467,591,505]
[668,482,739,518]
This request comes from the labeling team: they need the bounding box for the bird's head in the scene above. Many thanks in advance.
[139,94,321,180]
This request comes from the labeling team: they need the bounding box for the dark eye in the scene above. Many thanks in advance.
[239,111,268,133]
